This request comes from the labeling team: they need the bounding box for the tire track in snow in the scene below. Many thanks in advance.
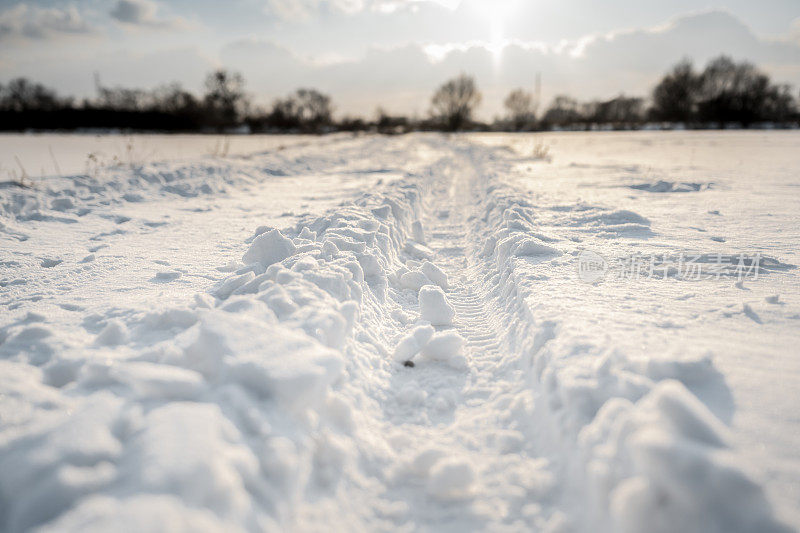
[379,144,555,531]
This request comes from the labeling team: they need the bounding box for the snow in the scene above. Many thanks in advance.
[419,331,466,364]
[418,285,456,326]
[399,270,432,291]
[411,219,426,244]
[421,260,449,289]
[1,131,799,532]
[242,229,297,267]
[427,457,476,499]
[392,324,435,362]
[0,133,312,178]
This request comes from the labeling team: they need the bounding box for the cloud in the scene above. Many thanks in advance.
[0,45,218,99]
[110,0,189,29]
[791,17,800,44]
[0,4,94,41]
[572,11,800,69]
[2,8,798,120]
[221,10,800,118]
[263,0,456,21]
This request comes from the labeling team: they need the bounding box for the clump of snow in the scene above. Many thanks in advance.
[399,270,432,292]
[629,180,711,193]
[50,197,75,211]
[412,219,426,243]
[421,261,448,289]
[511,237,561,258]
[242,229,297,267]
[582,381,779,533]
[152,271,181,282]
[214,271,255,300]
[427,457,476,499]
[420,331,465,364]
[95,319,128,346]
[404,241,433,260]
[410,447,448,476]
[392,324,435,362]
[418,285,455,326]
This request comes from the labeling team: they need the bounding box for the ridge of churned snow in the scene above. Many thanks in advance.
[1,133,798,532]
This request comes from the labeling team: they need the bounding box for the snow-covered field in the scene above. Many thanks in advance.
[1,131,799,532]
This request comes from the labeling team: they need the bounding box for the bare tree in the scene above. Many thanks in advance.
[431,73,481,131]
[542,95,580,128]
[651,59,700,123]
[0,78,64,112]
[203,69,248,131]
[151,83,199,114]
[375,107,408,134]
[590,95,644,127]
[295,88,333,131]
[256,89,333,132]
[697,56,769,126]
[267,96,300,130]
[504,88,536,131]
[761,84,796,123]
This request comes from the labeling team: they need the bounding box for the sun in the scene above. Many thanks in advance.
[467,0,520,62]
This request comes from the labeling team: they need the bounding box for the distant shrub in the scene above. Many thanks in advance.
[504,89,537,131]
[431,74,482,131]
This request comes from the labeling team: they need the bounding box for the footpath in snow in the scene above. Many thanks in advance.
[1,133,798,532]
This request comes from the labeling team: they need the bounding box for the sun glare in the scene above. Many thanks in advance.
[468,0,520,64]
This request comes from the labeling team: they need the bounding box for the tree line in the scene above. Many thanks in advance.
[1,55,797,133]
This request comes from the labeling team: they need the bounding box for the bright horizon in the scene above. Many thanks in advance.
[2,0,800,118]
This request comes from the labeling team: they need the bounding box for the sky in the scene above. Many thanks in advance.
[1,0,800,118]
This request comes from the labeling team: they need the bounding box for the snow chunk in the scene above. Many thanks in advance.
[110,361,203,400]
[40,494,235,533]
[427,458,475,499]
[321,240,339,257]
[647,380,728,447]
[596,209,650,226]
[420,331,465,363]
[242,229,296,267]
[214,272,255,300]
[123,402,259,516]
[412,220,426,244]
[419,285,455,326]
[513,238,561,258]
[40,258,62,268]
[299,227,316,240]
[152,271,182,282]
[181,311,342,409]
[50,197,74,211]
[421,261,448,289]
[495,431,524,454]
[410,447,447,476]
[629,180,710,193]
[357,253,383,278]
[371,205,391,219]
[142,308,198,330]
[645,353,717,387]
[400,270,432,292]
[404,241,433,260]
[398,383,427,404]
[95,320,128,346]
[392,324,435,362]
